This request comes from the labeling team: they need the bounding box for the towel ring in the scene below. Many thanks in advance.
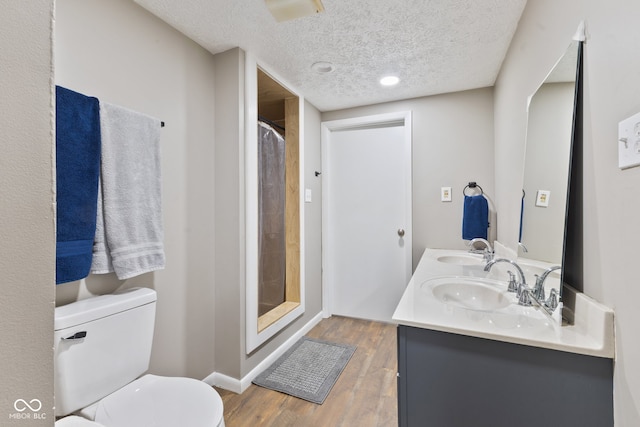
[463,182,484,196]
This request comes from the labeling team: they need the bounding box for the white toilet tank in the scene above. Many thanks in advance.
[54,288,157,417]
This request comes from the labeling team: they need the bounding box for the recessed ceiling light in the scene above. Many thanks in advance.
[311,61,335,74]
[380,75,400,86]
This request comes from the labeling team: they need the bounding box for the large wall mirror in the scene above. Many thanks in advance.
[518,38,583,295]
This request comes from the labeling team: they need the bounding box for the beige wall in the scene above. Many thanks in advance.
[0,1,55,424]
[495,0,640,424]
[55,0,324,387]
[55,0,218,378]
[212,47,244,379]
[322,88,496,268]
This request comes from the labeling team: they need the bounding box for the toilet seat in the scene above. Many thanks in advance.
[90,374,224,427]
[55,416,106,427]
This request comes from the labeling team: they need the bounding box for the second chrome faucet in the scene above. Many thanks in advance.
[484,258,562,316]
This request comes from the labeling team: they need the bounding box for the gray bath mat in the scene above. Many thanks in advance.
[252,337,356,404]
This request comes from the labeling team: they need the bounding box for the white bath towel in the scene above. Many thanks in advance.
[91,102,165,279]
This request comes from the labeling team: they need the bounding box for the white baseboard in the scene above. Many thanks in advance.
[203,311,324,394]
[203,371,242,394]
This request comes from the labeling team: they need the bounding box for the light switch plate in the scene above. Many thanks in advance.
[618,111,640,169]
[304,188,312,203]
[536,190,550,207]
[441,187,452,202]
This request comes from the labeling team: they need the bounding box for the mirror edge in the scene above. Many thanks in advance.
[561,40,585,293]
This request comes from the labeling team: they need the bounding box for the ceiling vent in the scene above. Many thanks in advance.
[265,0,324,22]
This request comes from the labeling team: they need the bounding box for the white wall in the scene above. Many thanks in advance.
[0,2,55,424]
[322,88,495,268]
[55,0,218,378]
[495,0,640,424]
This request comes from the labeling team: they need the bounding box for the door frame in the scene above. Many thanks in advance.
[245,54,306,353]
[321,111,412,318]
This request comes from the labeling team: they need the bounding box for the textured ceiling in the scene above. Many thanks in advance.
[134,0,528,111]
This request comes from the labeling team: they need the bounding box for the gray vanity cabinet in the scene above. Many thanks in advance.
[397,325,613,427]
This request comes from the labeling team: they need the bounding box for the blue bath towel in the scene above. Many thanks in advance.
[462,195,489,240]
[55,86,101,284]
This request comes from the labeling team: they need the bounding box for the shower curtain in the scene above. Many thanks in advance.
[258,121,286,316]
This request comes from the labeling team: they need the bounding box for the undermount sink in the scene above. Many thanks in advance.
[436,254,484,266]
[423,277,511,311]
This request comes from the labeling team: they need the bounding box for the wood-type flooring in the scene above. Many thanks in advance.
[215,316,397,427]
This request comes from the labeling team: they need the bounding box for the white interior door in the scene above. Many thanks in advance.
[322,112,412,323]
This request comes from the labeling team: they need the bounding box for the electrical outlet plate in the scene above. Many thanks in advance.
[618,111,640,169]
[441,187,452,202]
[536,190,550,207]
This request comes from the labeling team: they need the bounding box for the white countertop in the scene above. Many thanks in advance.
[392,248,615,358]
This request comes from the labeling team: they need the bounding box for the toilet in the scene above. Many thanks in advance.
[54,287,225,427]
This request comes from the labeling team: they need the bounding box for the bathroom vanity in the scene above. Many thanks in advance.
[392,249,614,427]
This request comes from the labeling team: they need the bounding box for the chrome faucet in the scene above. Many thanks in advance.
[484,258,526,296]
[532,265,562,301]
[486,259,563,318]
[467,238,494,262]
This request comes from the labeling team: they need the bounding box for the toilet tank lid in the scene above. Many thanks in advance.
[55,287,157,331]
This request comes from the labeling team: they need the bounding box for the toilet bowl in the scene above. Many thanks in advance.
[54,288,224,427]
[80,375,224,427]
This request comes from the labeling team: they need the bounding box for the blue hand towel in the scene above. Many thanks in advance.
[55,86,101,284]
[462,195,489,240]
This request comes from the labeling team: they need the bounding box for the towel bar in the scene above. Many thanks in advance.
[463,182,483,196]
